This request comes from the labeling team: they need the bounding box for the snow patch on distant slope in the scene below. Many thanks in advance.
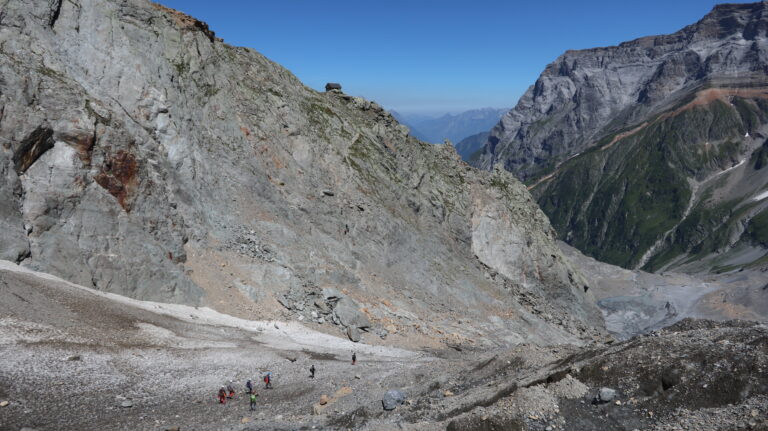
[753,190,768,202]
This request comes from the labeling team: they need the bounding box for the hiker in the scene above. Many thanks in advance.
[249,391,258,411]
[264,372,272,389]
[218,387,227,404]
[246,379,253,394]
[226,382,235,399]
[310,364,315,378]
[352,352,356,365]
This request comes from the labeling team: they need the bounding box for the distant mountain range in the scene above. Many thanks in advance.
[472,1,768,274]
[391,108,507,151]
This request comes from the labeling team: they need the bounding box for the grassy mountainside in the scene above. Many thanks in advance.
[533,88,768,271]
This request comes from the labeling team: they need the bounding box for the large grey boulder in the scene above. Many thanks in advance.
[382,390,406,411]
[321,287,344,301]
[595,387,617,404]
[334,296,371,329]
[346,326,361,342]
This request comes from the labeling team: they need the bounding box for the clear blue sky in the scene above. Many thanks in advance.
[157,0,726,115]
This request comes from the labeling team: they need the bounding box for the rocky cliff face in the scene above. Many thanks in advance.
[475,2,768,271]
[0,0,604,346]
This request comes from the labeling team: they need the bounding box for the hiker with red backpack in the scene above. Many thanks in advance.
[217,387,227,404]
[263,372,272,389]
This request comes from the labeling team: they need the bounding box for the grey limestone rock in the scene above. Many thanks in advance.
[346,326,362,342]
[595,387,617,404]
[321,288,344,301]
[382,389,406,411]
[0,0,605,346]
[334,296,371,329]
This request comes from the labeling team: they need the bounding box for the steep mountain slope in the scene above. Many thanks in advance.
[474,1,768,271]
[0,0,604,346]
[394,108,507,144]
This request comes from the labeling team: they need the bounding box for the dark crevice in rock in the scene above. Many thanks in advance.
[13,126,54,174]
[49,0,62,28]
[524,367,573,388]
[435,382,519,422]
[15,246,31,265]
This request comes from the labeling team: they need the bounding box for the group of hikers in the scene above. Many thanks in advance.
[216,352,357,409]
[217,375,270,410]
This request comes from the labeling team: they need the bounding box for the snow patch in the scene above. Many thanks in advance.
[0,317,89,345]
[753,190,768,202]
[0,260,422,360]
[134,322,237,349]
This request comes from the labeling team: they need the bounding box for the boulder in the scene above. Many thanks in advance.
[314,299,331,313]
[347,326,361,342]
[120,400,133,408]
[319,394,330,405]
[661,367,682,390]
[322,287,344,301]
[595,387,616,404]
[382,389,406,411]
[276,295,292,310]
[334,296,371,329]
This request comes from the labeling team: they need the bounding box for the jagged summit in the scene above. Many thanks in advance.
[476,1,768,179]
